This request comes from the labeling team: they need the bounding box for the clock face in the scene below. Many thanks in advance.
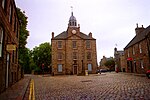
[72,30,76,34]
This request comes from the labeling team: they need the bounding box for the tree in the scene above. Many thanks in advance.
[32,42,51,73]
[17,8,30,73]
[104,59,115,71]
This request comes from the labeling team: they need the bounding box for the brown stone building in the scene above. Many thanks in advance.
[0,0,20,93]
[124,24,150,74]
[114,48,126,72]
[51,12,97,75]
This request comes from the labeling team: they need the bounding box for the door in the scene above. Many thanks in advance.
[73,65,77,74]
[6,53,10,88]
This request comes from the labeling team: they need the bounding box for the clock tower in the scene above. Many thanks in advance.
[67,12,80,37]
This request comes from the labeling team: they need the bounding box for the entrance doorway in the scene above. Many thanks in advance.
[73,65,77,74]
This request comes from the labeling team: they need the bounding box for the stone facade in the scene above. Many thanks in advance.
[114,48,125,72]
[0,0,20,93]
[51,12,97,75]
[124,24,150,74]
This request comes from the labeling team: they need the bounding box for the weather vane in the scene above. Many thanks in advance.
[71,6,73,12]
[115,44,117,47]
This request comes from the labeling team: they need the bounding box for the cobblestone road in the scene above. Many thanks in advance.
[31,72,150,100]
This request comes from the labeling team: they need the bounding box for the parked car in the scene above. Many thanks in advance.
[100,69,108,73]
[146,70,150,78]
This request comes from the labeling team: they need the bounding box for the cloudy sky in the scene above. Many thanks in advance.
[15,0,150,62]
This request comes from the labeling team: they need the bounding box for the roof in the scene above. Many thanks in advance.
[125,25,150,49]
[53,31,96,40]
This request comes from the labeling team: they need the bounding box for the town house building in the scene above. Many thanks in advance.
[124,24,150,74]
[114,47,126,72]
[51,12,97,75]
[0,0,20,93]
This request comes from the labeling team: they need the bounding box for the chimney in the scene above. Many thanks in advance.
[89,32,92,38]
[135,23,145,35]
[52,32,54,39]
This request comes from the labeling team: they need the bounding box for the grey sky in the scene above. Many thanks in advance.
[15,0,150,62]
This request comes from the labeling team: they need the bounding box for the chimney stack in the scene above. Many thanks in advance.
[89,32,92,38]
[135,23,145,35]
[52,32,54,39]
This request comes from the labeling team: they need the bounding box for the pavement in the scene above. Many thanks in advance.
[0,75,31,100]
[0,72,150,100]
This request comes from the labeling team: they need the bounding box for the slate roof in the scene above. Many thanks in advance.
[125,25,150,49]
[53,31,95,40]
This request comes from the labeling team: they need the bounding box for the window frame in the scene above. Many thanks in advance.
[87,52,91,60]
[139,43,142,53]
[86,40,91,49]
[57,52,62,60]
[73,52,77,60]
[58,64,62,72]
[72,41,77,49]
[0,26,4,57]
[88,64,92,71]
[57,41,62,49]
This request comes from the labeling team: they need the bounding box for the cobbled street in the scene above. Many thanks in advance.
[31,72,150,100]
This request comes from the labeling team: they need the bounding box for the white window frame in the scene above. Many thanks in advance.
[88,64,92,71]
[0,27,4,57]
[140,60,144,69]
[57,52,62,60]
[139,44,142,53]
[58,41,62,49]
[58,64,62,72]
[133,46,135,55]
[127,50,130,57]
[2,0,5,9]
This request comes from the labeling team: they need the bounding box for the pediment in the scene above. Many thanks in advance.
[67,34,83,40]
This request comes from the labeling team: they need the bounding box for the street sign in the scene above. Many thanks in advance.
[6,44,16,51]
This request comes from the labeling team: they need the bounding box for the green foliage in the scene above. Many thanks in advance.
[32,42,51,69]
[17,8,30,73]
[104,59,115,70]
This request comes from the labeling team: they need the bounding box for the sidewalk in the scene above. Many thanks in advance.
[0,75,31,100]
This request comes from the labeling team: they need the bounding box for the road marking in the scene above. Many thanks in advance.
[29,79,35,100]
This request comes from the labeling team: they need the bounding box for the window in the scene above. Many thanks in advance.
[2,0,5,9]
[14,15,16,32]
[88,64,92,71]
[86,40,91,48]
[72,41,77,48]
[58,41,62,48]
[127,50,130,57]
[87,52,91,60]
[133,46,135,55]
[58,52,62,60]
[73,52,77,60]
[139,44,142,53]
[140,60,144,69]
[0,27,4,57]
[58,64,62,72]
[9,4,12,23]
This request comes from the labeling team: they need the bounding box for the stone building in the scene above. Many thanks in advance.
[51,12,97,75]
[124,24,150,74]
[0,0,20,93]
[114,47,125,72]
